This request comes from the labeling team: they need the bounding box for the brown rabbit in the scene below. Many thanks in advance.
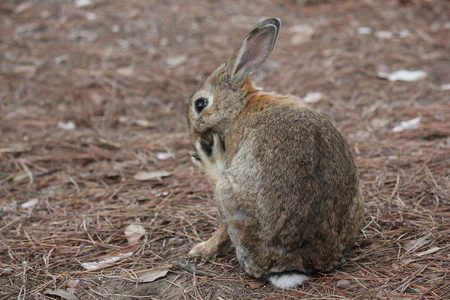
[187,18,364,289]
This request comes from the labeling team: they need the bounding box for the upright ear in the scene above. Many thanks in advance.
[227,18,280,87]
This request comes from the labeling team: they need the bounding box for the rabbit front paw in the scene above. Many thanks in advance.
[194,134,226,185]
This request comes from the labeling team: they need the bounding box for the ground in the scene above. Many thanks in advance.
[0,0,449,299]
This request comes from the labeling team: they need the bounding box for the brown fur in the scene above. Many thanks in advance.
[187,18,364,281]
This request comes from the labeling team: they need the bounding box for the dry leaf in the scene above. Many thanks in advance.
[157,152,175,160]
[15,2,32,13]
[58,121,76,130]
[357,27,372,34]
[117,67,135,77]
[137,269,168,282]
[403,235,430,252]
[165,55,187,68]
[81,252,133,270]
[20,198,39,209]
[289,24,315,45]
[375,31,393,39]
[245,279,266,290]
[417,246,441,257]
[336,279,351,289]
[378,70,427,82]
[134,119,158,127]
[13,172,29,183]
[66,279,90,289]
[75,0,92,7]
[0,145,31,153]
[97,137,120,149]
[134,171,172,181]
[66,279,80,288]
[13,65,37,74]
[303,92,324,104]
[125,224,146,244]
[44,289,78,300]
[392,117,421,132]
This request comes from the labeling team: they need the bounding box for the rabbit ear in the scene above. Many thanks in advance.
[228,18,280,87]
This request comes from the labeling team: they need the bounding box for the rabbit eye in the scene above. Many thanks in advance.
[194,97,209,113]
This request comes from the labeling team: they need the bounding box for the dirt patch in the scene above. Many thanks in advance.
[1,0,449,299]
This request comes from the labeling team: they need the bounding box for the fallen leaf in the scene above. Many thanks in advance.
[135,119,158,127]
[441,83,450,91]
[0,145,31,153]
[134,171,172,181]
[75,0,92,7]
[111,24,120,32]
[303,92,324,104]
[392,117,421,132]
[55,54,70,64]
[13,65,37,74]
[357,27,372,35]
[97,137,120,149]
[15,2,31,13]
[65,279,90,288]
[137,269,168,282]
[378,70,427,82]
[157,152,175,160]
[13,172,29,183]
[391,263,401,271]
[44,289,78,300]
[289,24,315,45]
[336,279,351,289]
[20,198,39,209]
[399,29,411,38]
[58,121,76,130]
[375,31,393,39]
[66,279,80,288]
[400,258,415,265]
[125,224,146,244]
[165,55,188,68]
[85,12,97,20]
[245,279,266,290]
[403,235,430,252]
[417,246,441,257]
[117,67,135,77]
[81,252,133,270]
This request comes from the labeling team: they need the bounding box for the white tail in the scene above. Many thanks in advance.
[268,273,309,289]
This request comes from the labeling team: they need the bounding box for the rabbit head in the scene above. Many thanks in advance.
[187,18,281,144]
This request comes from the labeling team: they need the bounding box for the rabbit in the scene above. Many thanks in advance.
[187,18,364,289]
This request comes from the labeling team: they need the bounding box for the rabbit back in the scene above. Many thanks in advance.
[215,91,364,278]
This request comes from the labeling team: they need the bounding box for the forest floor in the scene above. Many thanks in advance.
[0,0,449,299]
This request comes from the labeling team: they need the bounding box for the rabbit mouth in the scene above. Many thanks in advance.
[194,120,211,133]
